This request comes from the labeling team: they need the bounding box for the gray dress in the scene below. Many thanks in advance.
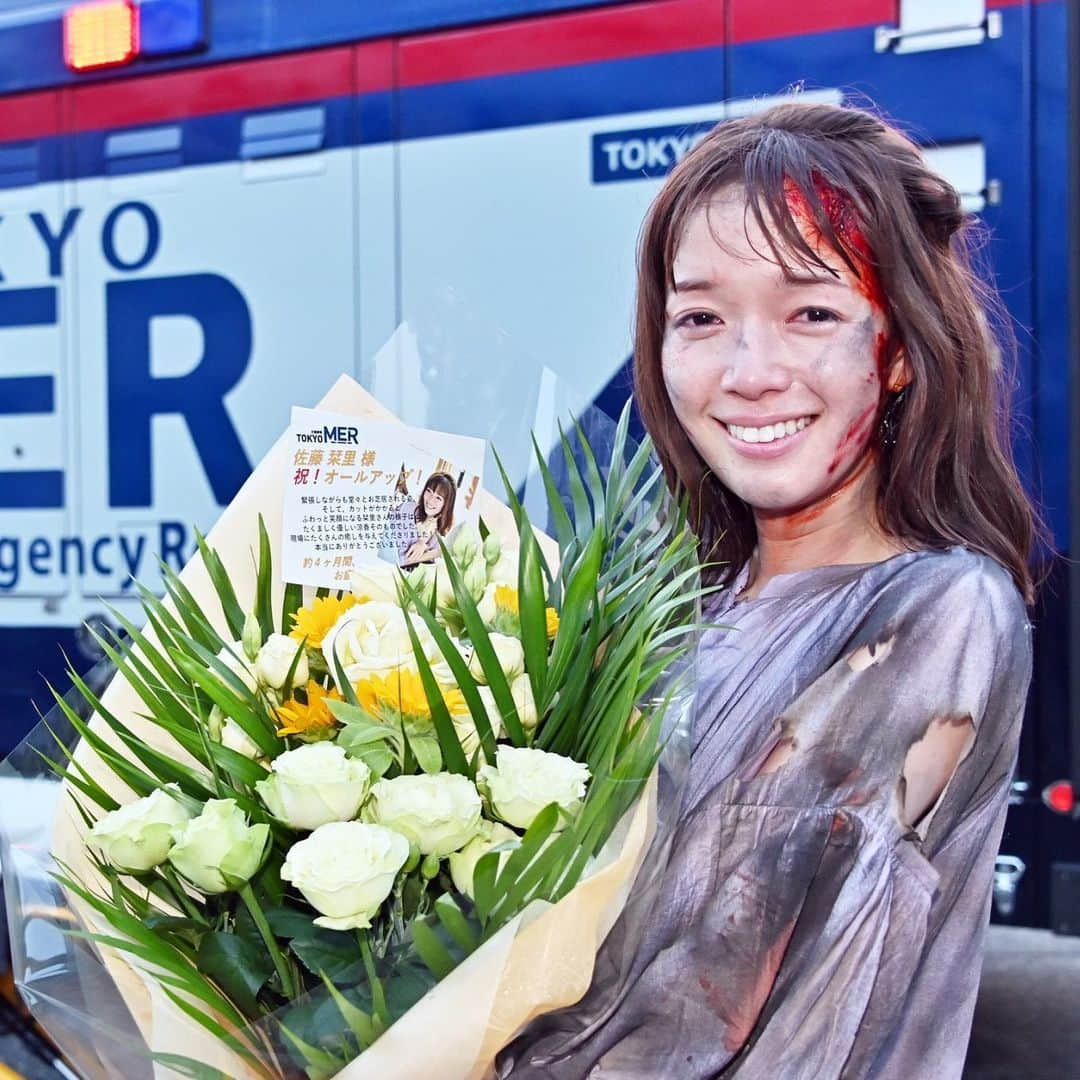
[500,546,1032,1079]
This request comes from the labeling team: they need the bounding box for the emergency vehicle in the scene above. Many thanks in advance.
[0,0,1073,928]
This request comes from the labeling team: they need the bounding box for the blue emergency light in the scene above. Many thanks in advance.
[63,0,206,71]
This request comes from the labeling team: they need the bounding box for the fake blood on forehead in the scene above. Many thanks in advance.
[787,176,887,313]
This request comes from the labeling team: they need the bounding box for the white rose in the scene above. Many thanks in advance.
[215,641,258,694]
[453,686,504,757]
[488,550,519,589]
[256,743,371,831]
[349,559,405,604]
[323,603,438,686]
[282,821,409,931]
[254,633,309,690]
[429,636,469,689]
[509,674,538,732]
[478,746,590,830]
[219,716,263,760]
[366,773,482,857]
[168,800,269,894]
[89,785,192,873]
[448,821,520,899]
[476,583,498,625]
[468,633,525,685]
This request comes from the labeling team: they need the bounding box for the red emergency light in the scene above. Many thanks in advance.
[1042,780,1076,815]
[63,0,138,72]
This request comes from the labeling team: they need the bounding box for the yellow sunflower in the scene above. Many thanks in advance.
[275,680,343,739]
[494,585,519,614]
[495,584,558,640]
[354,668,469,722]
[289,594,363,648]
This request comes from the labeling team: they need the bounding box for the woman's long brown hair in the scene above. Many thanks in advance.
[633,101,1043,604]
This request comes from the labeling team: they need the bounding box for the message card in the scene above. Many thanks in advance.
[282,407,485,588]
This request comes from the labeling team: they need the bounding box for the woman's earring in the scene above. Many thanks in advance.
[879,387,908,452]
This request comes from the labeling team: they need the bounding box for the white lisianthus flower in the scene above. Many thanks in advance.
[408,562,438,608]
[256,743,371,831]
[462,558,488,601]
[488,550,519,589]
[282,821,409,931]
[215,641,258,694]
[509,674,538,732]
[468,632,525,685]
[349,559,405,605]
[478,746,590,830]
[453,686,504,756]
[219,716,263,760]
[476,582,498,625]
[449,525,481,567]
[366,773,482,857]
[89,785,191,873]
[322,603,437,687]
[449,821,520,899]
[434,566,457,610]
[168,800,269,894]
[254,633,309,690]
[482,533,502,567]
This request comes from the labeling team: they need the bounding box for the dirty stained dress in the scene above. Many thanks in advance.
[499,546,1032,1079]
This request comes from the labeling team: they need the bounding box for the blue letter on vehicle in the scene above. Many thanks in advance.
[106,273,253,507]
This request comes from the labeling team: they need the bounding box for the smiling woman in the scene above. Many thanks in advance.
[499,102,1040,1080]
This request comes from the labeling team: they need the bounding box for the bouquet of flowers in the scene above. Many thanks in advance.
[1,376,706,1079]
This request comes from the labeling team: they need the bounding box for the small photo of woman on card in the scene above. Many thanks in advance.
[383,468,457,568]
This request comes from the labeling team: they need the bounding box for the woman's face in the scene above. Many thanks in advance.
[661,188,899,518]
[423,487,446,517]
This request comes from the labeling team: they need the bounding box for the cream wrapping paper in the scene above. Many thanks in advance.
[48,376,659,1079]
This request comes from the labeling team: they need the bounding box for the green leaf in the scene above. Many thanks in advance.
[255,515,275,640]
[196,931,275,1018]
[264,906,319,939]
[410,917,457,980]
[194,528,246,641]
[395,572,497,765]
[151,1052,233,1080]
[409,734,442,775]
[281,581,304,636]
[320,973,378,1049]
[433,894,480,953]
[437,539,525,746]
[516,514,550,708]
[471,849,500,924]
[279,1024,346,1080]
[530,432,574,553]
[171,649,277,758]
[399,616,469,777]
[158,560,225,654]
[289,928,364,985]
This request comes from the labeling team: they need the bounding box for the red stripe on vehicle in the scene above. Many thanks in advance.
[67,44,382,133]
[0,89,62,141]
[399,0,722,88]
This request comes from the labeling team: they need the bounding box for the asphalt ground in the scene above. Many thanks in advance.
[2,925,1078,1079]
